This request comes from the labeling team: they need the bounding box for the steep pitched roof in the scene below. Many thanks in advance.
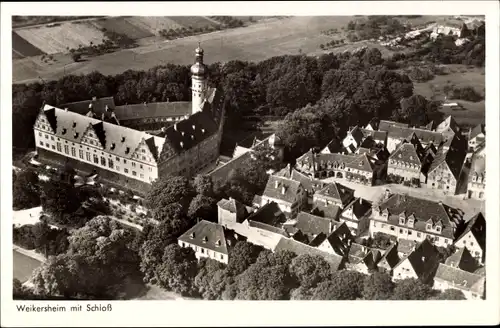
[178,220,232,255]
[469,123,485,140]
[379,120,408,131]
[315,182,355,207]
[345,153,375,172]
[274,237,344,270]
[343,197,372,219]
[311,203,342,220]
[378,243,400,270]
[434,263,485,294]
[247,220,289,237]
[295,212,333,239]
[388,125,444,145]
[395,239,440,278]
[217,197,248,217]
[41,105,165,161]
[468,152,485,183]
[263,175,302,204]
[445,247,478,273]
[360,128,387,142]
[455,212,485,251]
[348,126,365,145]
[428,135,467,179]
[245,201,287,228]
[389,142,423,166]
[60,97,116,117]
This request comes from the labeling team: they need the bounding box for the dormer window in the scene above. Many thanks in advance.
[398,154,402,158]
[202,236,208,243]
[62,128,67,135]
[180,141,184,148]
[74,132,79,138]
[110,143,116,150]
[121,136,126,142]
[399,217,405,225]
[201,128,205,134]
[191,135,195,140]
[216,239,221,247]
[426,223,432,230]
[72,122,77,128]
[190,232,195,239]
[125,147,130,154]
[192,125,196,130]
[181,131,185,137]
[436,226,442,233]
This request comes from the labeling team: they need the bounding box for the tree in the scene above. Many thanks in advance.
[311,270,366,300]
[226,241,263,276]
[145,176,195,216]
[156,244,198,296]
[71,53,81,62]
[187,194,218,222]
[434,288,466,300]
[194,258,230,299]
[193,174,215,197]
[290,254,332,289]
[392,278,435,300]
[31,216,143,299]
[13,169,40,210]
[394,94,434,127]
[362,272,395,300]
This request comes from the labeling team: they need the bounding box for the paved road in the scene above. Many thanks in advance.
[13,249,42,283]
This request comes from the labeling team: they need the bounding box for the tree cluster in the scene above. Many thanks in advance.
[12,169,41,210]
[30,216,143,300]
[443,85,483,102]
[346,16,409,42]
[13,220,70,257]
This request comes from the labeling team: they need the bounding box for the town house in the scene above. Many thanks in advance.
[387,133,428,184]
[467,123,485,152]
[368,192,463,248]
[467,143,485,200]
[258,175,306,217]
[454,212,486,265]
[338,197,372,236]
[392,239,441,284]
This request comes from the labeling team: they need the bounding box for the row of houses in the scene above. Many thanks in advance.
[177,191,486,299]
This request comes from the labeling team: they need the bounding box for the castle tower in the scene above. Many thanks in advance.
[190,43,208,115]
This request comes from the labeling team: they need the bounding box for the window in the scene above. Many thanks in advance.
[426,224,432,230]
[124,159,127,164]
[373,221,377,227]
[436,226,441,233]
[220,254,224,260]
[79,150,84,159]
[399,229,403,233]
[57,143,62,152]
[39,132,42,137]
[45,134,49,139]
[108,159,114,169]
[116,157,120,162]
[140,174,144,178]
[101,157,106,166]
[417,232,422,237]
[64,145,69,154]
[93,154,99,164]
[408,231,412,235]
[86,152,91,161]
[201,248,204,254]
[445,239,449,244]
[71,147,76,157]
[116,166,120,171]
[436,237,440,242]
[142,149,146,153]
[182,242,185,247]
[390,226,395,231]
[140,164,143,169]
[132,171,137,176]
[142,156,146,161]
[51,145,55,150]
[124,168,129,174]
[51,136,54,141]
[132,162,136,168]
[149,167,153,172]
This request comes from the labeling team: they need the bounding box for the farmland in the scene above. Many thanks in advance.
[412,65,485,127]
[168,16,221,29]
[15,22,106,54]
[124,17,184,35]
[12,31,45,57]
[91,17,154,39]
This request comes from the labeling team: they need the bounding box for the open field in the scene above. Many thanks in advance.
[413,65,485,127]
[16,22,106,54]
[91,17,154,39]
[13,250,42,283]
[12,16,457,84]
[12,16,102,28]
[168,16,221,29]
[124,17,184,35]
[12,31,45,57]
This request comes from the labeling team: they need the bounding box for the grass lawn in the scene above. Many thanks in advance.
[412,64,485,127]
[13,250,42,283]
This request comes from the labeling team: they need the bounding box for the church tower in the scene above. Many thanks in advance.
[190,43,208,115]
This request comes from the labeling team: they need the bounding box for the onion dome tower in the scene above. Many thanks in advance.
[190,43,208,114]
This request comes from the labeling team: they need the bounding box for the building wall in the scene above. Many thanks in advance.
[387,137,402,153]
[455,232,484,264]
[222,221,283,250]
[387,160,421,181]
[178,240,228,264]
[34,127,159,184]
[468,134,485,152]
[369,216,452,248]
[342,134,359,152]
[218,207,238,227]
[158,133,219,178]
[392,259,418,281]
[425,162,458,194]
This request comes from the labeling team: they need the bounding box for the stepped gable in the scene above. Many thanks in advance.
[42,105,164,161]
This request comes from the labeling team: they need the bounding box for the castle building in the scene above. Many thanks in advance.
[33,45,224,194]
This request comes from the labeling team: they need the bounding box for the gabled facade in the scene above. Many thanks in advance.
[467,123,485,152]
[313,183,355,210]
[467,144,485,200]
[433,263,485,300]
[339,197,372,236]
[387,134,425,183]
[259,175,306,217]
[392,239,441,284]
[368,193,463,248]
[454,212,486,264]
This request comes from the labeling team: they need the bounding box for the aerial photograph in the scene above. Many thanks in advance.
[11,14,486,301]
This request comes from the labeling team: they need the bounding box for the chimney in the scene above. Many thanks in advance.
[359,197,362,204]
[105,105,110,112]
[166,98,169,102]
[174,123,178,131]
[180,141,184,148]
[64,108,68,112]
[281,186,286,194]
[384,189,390,199]
[421,256,426,262]
[275,180,279,189]
[92,96,97,101]
[192,124,196,130]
